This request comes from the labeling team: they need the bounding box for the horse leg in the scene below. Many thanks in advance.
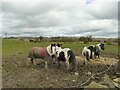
[45,61,48,69]
[87,54,90,61]
[33,58,37,65]
[26,58,31,66]
[94,54,96,59]
[98,55,100,58]
[57,60,60,68]
[66,59,70,70]
[53,56,56,64]
[84,57,87,65]
[92,52,95,60]
[90,51,92,59]
[31,59,34,65]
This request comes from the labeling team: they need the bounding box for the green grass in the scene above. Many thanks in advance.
[2,39,51,57]
[2,39,118,58]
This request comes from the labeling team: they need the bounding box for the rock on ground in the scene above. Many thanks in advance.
[84,81,108,88]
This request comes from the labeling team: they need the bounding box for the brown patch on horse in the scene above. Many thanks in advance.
[28,47,49,59]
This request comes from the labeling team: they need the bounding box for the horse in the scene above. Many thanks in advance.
[54,44,76,71]
[27,44,56,69]
[87,43,105,59]
[82,46,91,65]
[94,43,105,59]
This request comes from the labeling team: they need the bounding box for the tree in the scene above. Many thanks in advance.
[79,36,93,44]
[39,36,43,42]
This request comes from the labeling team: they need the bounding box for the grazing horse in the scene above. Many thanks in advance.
[54,44,76,71]
[28,44,56,69]
[94,43,105,59]
[82,46,91,65]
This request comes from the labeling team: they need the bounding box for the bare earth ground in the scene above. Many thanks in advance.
[2,54,119,88]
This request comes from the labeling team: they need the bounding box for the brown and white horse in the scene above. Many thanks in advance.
[27,44,56,69]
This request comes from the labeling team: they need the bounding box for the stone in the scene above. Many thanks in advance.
[112,81,120,89]
[113,78,120,84]
[84,81,108,88]
[72,80,76,82]
[102,74,115,88]
[87,72,92,75]
[74,72,79,76]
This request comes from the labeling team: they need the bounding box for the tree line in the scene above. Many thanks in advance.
[29,36,93,44]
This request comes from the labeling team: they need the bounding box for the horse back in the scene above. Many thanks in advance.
[29,47,49,59]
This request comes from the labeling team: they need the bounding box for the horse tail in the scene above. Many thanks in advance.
[86,51,89,61]
[68,50,76,71]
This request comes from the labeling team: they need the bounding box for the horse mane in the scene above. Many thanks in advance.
[96,43,104,50]
[57,43,62,47]
[46,44,52,56]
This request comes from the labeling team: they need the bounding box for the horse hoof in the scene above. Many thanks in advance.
[53,62,56,64]
[83,62,86,65]
[57,66,60,69]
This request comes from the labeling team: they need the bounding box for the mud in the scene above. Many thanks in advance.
[2,55,119,88]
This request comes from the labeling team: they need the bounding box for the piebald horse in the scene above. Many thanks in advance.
[82,43,105,64]
[54,44,76,71]
[27,44,56,69]
[82,46,91,65]
[94,43,105,59]
[86,43,105,59]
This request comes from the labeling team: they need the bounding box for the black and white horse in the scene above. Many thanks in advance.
[82,43,105,64]
[87,43,105,59]
[94,43,105,59]
[54,44,76,71]
[82,46,91,65]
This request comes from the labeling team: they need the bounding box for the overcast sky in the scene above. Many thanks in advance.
[1,0,119,38]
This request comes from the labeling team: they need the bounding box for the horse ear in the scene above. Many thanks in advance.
[51,44,54,46]
[57,43,59,46]
[53,44,56,46]
[60,44,62,46]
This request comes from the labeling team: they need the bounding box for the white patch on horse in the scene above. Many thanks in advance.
[96,44,102,51]
[55,45,74,70]
[82,46,91,64]
[46,45,52,56]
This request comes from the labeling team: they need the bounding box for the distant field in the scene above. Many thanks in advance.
[2,39,118,58]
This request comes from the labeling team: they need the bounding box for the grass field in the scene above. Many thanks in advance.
[2,39,119,88]
[2,39,118,58]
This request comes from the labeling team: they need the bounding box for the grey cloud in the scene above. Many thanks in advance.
[2,1,118,38]
[87,2,118,20]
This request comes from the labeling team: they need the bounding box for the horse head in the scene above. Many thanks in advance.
[99,43,105,50]
[57,43,62,47]
[55,44,62,51]
[50,43,56,56]
[47,43,56,57]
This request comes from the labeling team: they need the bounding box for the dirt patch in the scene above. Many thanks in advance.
[2,55,119,88]
[76,56,118,65]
